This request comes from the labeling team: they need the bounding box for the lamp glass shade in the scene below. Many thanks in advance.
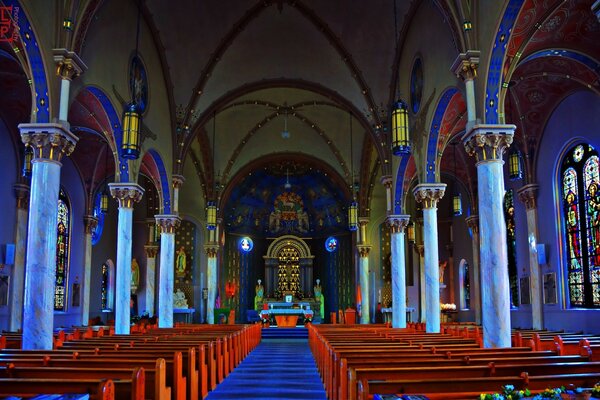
[121,103,141,160]
[348,201,358,231]
[206,201,217,230]
[391,100,410,155]
[22,147,33,177]
[453,192,463,216]
[63,18,73,30]
[509,151,522,180]
[463,20,472,31]
[100,190,109,214]
[407,222,415,243]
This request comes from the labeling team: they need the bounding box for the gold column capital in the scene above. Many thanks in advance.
[144,244,159,258]
[53,48,87,81]
[415,244,425,257]
[172,174,185,189]
[451,50,480,81]
[517,183,539,210]
[204,243,219,257]
[357,245,371,258]
[155,214,181,234]
[19,123,78,162]
[380,175,393,188]
[462,124,515,163]
[109,183,144,208]
[386,214,410,234]
[413,183,446,209]
[83,215,98,235]
[465,214,479,234]
[14,183,30,210]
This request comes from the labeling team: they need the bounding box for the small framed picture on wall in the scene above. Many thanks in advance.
[0,275,8,306]
[520,277,531,305]
[543,273,557,304]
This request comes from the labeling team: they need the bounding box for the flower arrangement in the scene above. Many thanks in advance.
[440,303,456,311]
[533,386,565,399]
[480,385,530,400]
[592,382,600,398]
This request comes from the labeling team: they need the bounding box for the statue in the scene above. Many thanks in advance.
[297,208,309,232]
[254,279,264,310]
[439,260,447,284]
[176,246,186,276]
[314,279,324,320]
[174,288,188,308]
[269,210,282,232]
[588,182,600,266]
[131,258,140,293]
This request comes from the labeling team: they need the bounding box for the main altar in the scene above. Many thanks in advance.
[260,302,314,327]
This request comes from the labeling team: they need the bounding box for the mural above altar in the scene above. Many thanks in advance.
[224,160,348,237]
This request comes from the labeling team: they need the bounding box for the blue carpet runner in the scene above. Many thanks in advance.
[206,327,326,400]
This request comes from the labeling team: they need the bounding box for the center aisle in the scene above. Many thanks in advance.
[206,327,327,400]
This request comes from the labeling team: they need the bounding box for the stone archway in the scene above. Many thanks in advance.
[263,235,314,300]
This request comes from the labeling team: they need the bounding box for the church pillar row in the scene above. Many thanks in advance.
[415,244,426,323]
[414,184,446,333]
[53,49,86,123]
[109,183,144,335]
[357,245,371,324]
[19,122,78,349]
[465,215,482,325]
[388,215,410,328]
[452,50,480,128]
[144,244,158,317]
[81,216,98,326]
[156,215,180,328]
[463,124,515,348]
[518,184,544,330]
[205,244,219,325]
[9,183,29,331]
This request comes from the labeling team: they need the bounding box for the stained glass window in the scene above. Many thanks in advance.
[55,189,70,312]
[460,260,470,310]
[504,189,518,307]
[561,144,599,308]
[101,260,115,311]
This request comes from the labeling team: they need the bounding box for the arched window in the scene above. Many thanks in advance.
[504,189,518,307]
[561,144,600,308]
[101,259,115,311]
[459,259,470,310]
[55,188,70,312]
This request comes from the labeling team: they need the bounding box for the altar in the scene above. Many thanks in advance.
[260,302,314,327]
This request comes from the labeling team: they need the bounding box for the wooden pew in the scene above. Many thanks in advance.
[0,377,115,400]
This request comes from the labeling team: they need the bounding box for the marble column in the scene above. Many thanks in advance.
[205,243,219,325]
[452,50,480,130]
[19,122,78,349]
[518,184,543,330]
[144,244,159,317]
[381,175,393,215]
[53,49,86,122]
[8,183,29,332]
[357,245,371,324]
[415,244,426,323]
[81,215,98,326]
[172,175,185,214]
[413,184,446,333]
[465,215,482,325]
[387,215,410,328]
[109,183,144,335]
[155,215,180,328]
[463,124,515,348]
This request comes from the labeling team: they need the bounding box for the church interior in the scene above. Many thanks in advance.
[1,0,600,398]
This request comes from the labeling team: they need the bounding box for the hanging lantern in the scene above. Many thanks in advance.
[121,103,141,159]
[22,146,33,177]
[508,150,522,180]
[206,201,217,230]
[63,18,73,31]
[453,192,463,216]
[348,201,358,231]
[463,20,473,31]
[100,189,109,214]
[391,100,410,155]
[407,222,415,243]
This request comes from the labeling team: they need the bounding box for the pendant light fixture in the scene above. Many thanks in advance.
[22,146,33,178]
[100,143,110,214]
[391,0,411,156]
[281,106,290,139]
[508,149,522,180]
[121,1,142,160]
[206,111,217,231]
[348,111,358,231]
[452,142,462,216]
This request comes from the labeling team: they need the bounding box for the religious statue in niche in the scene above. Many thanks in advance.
[174,288,189,308]
[131,258,140,293]
[314,279,324,319]
[254,279,264,310]
[176,246,187,277]
[439,260,447,284]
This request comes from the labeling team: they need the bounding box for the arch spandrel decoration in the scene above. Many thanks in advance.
[264,235,314,260]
